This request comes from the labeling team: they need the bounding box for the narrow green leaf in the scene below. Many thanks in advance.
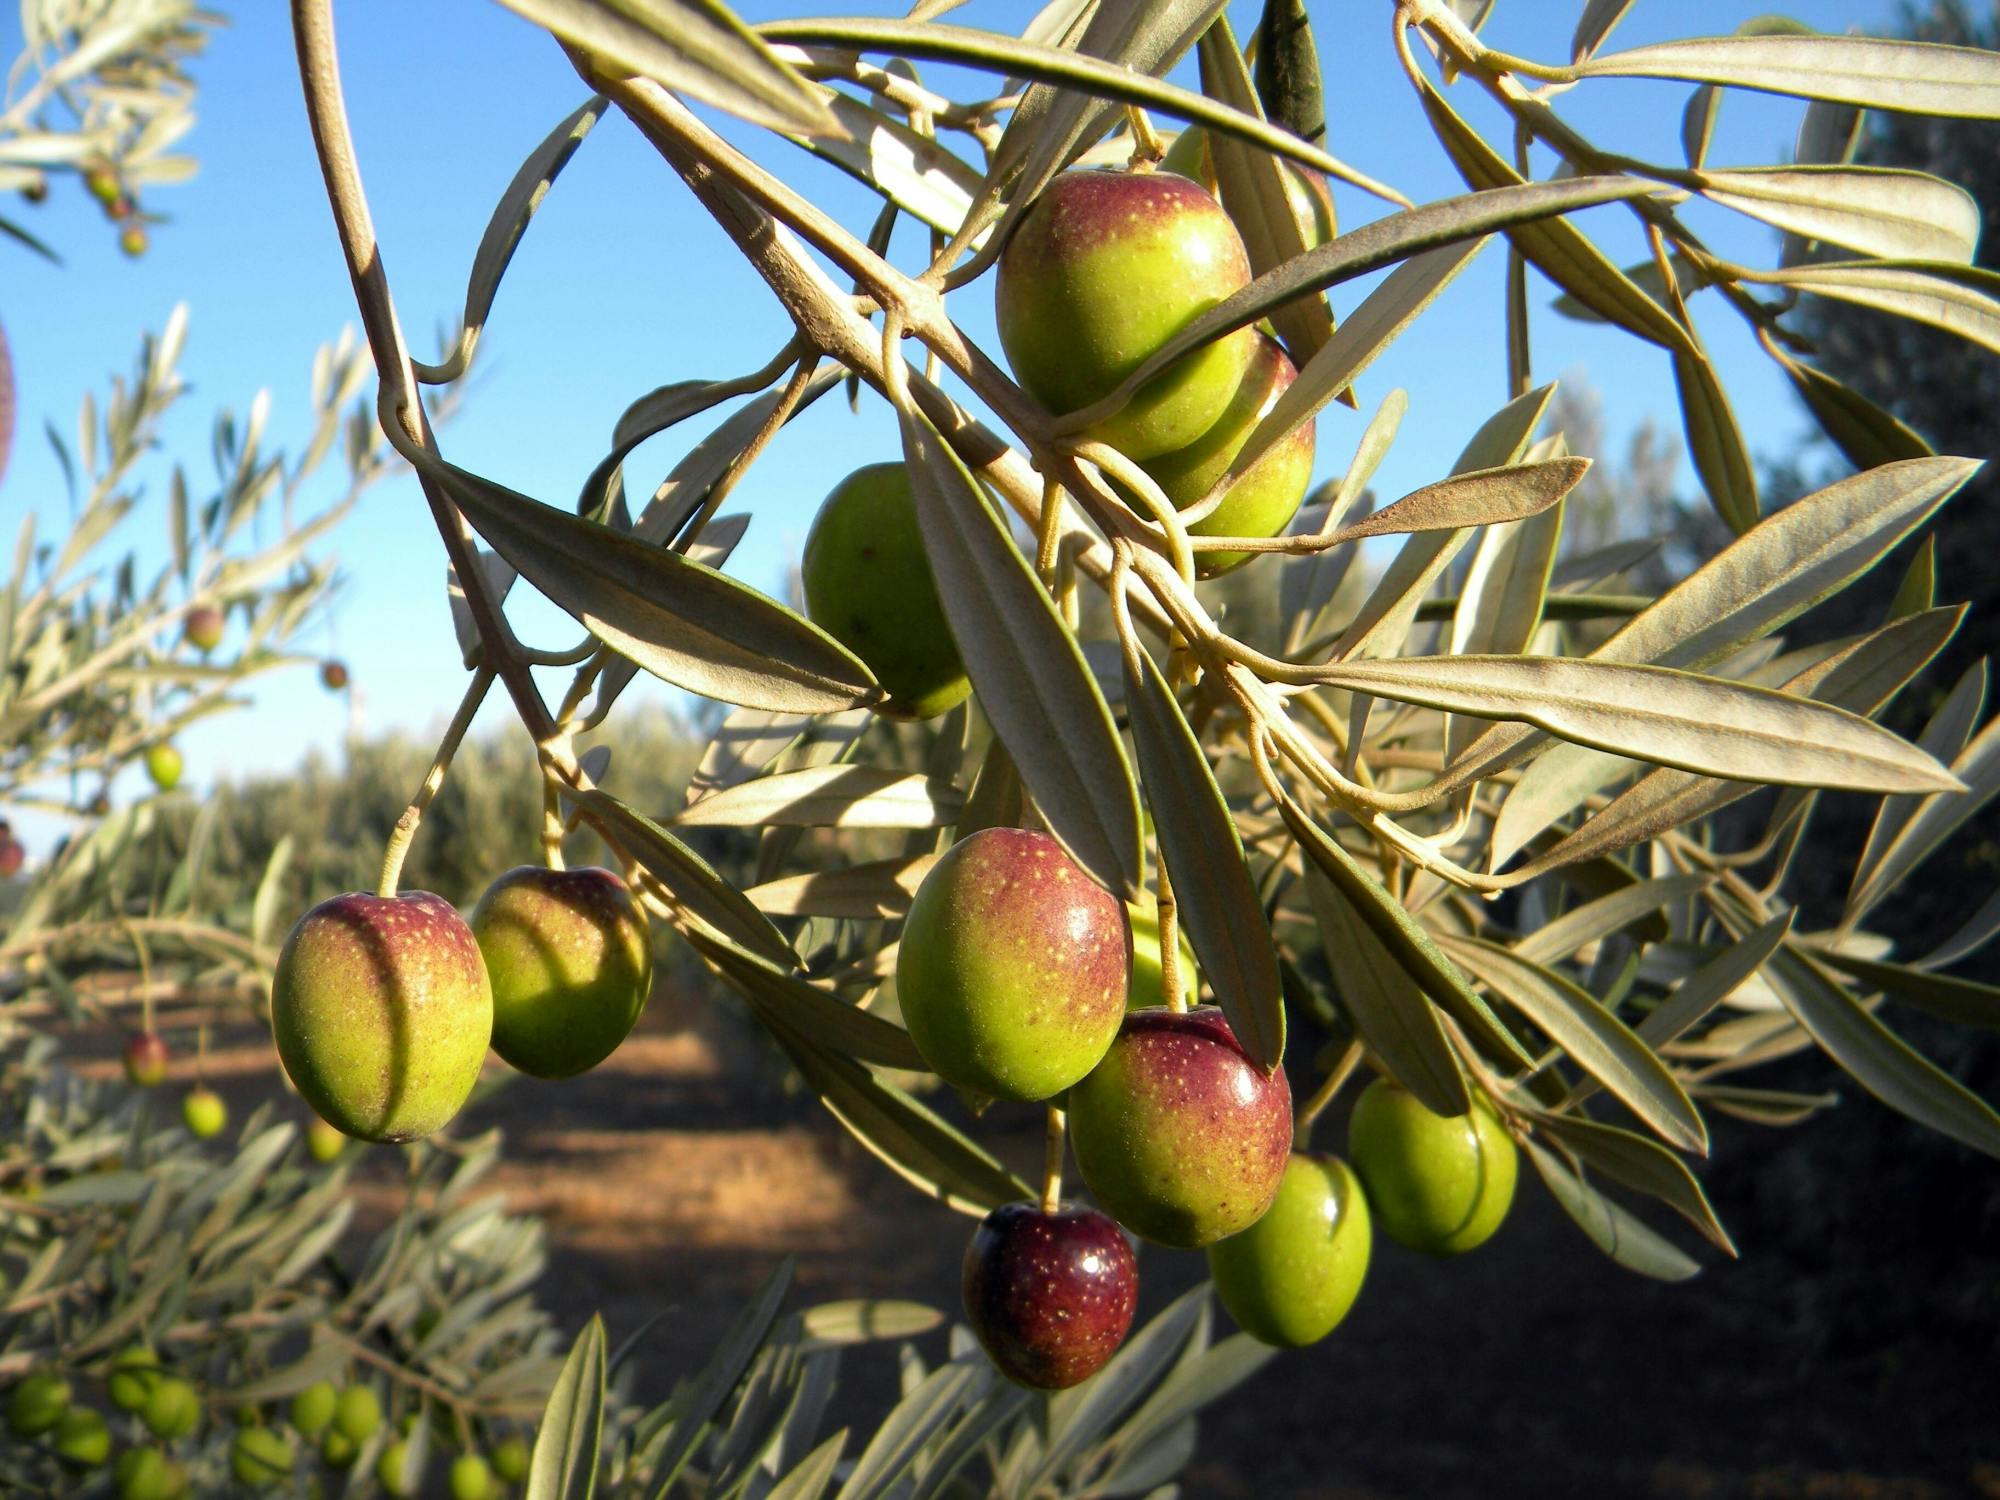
[1328,457,1587,546]
[1741,929,2000,1160]
[1847,713,2000,921]
[1770,260,2000,356]
[417,96,606,382]
[1301,862,1469,1117]
[1807,948,2000,1031]
[646,1259,795,1498]
[743,854,937,918]
[436,459,881,713]
[578,789,799,969]
[901,408,1142,897]
[1277,794,1535,1069]
[1442,936,1706,1153]
[767,1430,847,1500]
[1415,72,1695,355]
[1635,914,1794,1053]
[770,1019,1032,1216]
[527,1316,606,1500]
[1255,0,1323,142]
[1200,17,1332,366]
[1302,654,1958,793]
[1851,658,1985,911]
[1888,535,1939,620]
[1571,0,1638,63]
[1698,164,1980,264]
[502,0,837,135]
[835,1360,989,1500]
[1672,347,1759,535]
[1514,876,1711,967]
[798,1301,944,1349]
[1034,1287,1209,1488]
[1533,1111,1735,1254]
[1522,1139,1703,1281]
[1574,33,2000,118]
[1781,359,1933,471]
[676,766,964,829]
[686,928,929,1071]
[1123,642,1285,1070]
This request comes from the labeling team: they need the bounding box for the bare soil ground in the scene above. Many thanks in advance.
[69,988,2000,1500]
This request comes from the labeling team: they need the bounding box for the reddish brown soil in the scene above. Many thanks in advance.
[65,988,2000,1500]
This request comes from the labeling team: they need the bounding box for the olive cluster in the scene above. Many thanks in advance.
[789,163,1524,1389]
[4,1350,530,1496]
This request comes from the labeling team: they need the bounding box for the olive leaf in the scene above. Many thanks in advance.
[1573,32,2000,117]
[525,1314,605,1500]
[1523,1139,1704,1282]
[500,0,837,136]
[674,766,965,829]
[1531,1111,1736,1254]
[1804,948,2000,1031]
[685,928,929,1072]
[743,855,938,918]
[1301,862,1469,1116]
[1571,0,1639,64]
[1255,0,1323,143]
[900,406,1143,898]
[1440,935,1707,1154]
[1770,261,2000,356]
[1672,346,1759,535]
[435,459,882,714]
[1121,636,1285,1070]
[415,95,606,383]
[1780,358,1934,471]
[1295,654,1959,792]
[1695,165,1980,265]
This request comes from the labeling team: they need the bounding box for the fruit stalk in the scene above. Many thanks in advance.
[1293,1040,1365,1151]
[1039,1105,1066,1216]
[1156,865,1186,1016]
[377,666,493,898]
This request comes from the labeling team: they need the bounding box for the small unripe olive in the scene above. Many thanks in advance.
[450,1452,495,1500]
[491,1434,530,1483]
[122,1033,170,1089]
[115,1446,170,1500]
[801,464,970,720]
[7,1369,72,1436]
[305,1115,348,1164]
[331,1384,381,1443]
[119,224,148,258]
[229,1425,294,1486]
[1207,1153,1372,1347]
[377,1439,421,1497]
[144,744,182,792]
[320,659,349,691]
[181,1087,227,1140]
[54,1407,112,1469]
[1347,1078,1518,1253]
[182,606,224,653]
[289,1380,337,1436]
[319,1429,358,1468]
[106,1345,163,1411]
[142,1378,201,1441]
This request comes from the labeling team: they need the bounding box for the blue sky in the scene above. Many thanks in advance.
[0,0,1924,839]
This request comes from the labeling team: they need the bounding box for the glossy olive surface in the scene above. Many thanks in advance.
[1067,1006,1292,1247]
[897,827,1128,1102]
[997,168,1256,460]
[962,1201,1138,1389]
[1347,1078,1518,1253]
[1207,1152,1372,1347]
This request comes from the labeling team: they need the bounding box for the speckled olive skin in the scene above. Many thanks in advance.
[1206,1152,1372,1348]
[1125,898,1198,1010]
[997,169,1256,461]
[1067,1006,1292,1248]
[182,606,224,652]
[1138,332,1315,578]
[145,743,182,791]
[896,828,1128,1102]
[471,866,652,1080]
[1347,1078,1518,1253]
[1159,128,1337,252]
[123,1032,169,1087]
[271,891,492,1143]
[962,1201,1137,1389]
[802,464,970,721]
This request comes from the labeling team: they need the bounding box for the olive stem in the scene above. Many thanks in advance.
[1293,1040,1365,1150]
[1156,862,1185,1015]
[377,666,494,898]
[1040,1104,1066,1214]
[1125,105,1165,166]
